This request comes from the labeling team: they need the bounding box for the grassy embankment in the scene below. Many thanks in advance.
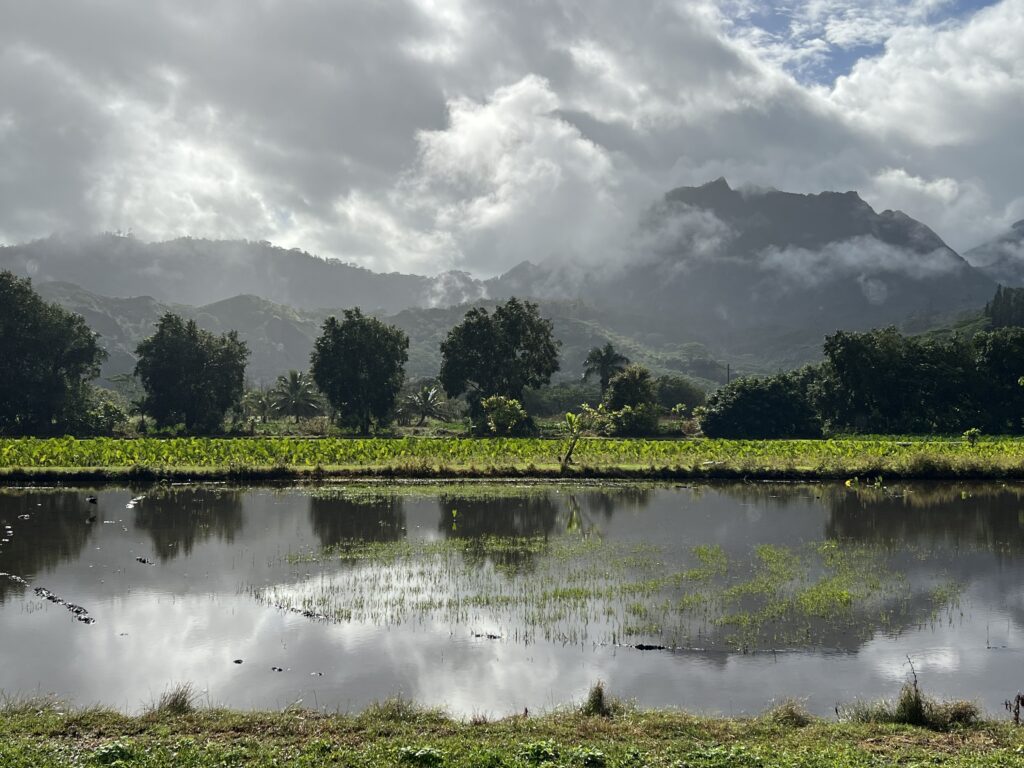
[2,688,1022,768]
[2,435,1024,481]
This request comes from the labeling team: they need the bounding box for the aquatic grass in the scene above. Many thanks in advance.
[261,528,961,652]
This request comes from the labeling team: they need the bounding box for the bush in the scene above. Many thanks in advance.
[607,404,660,436]
[654,375,705,411]
[481,396,530,436]
[699,373,821,439]
[579,681,626,718]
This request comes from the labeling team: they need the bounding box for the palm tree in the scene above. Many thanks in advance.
[270,370,321,422]
[582,342,630,394]
[243,389,274,424]
[405,385,445,426]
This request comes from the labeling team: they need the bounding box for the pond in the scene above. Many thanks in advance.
[0,481,1022,717]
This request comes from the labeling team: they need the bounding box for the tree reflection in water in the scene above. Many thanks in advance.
[309,495,406,547]
[0,491,95,603]
[132,487,243,561]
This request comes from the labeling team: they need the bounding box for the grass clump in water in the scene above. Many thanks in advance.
[840,674,980,731]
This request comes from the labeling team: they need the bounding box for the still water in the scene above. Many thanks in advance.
[0,481,1021,717]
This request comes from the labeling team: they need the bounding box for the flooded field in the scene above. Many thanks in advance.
[0,481,1022,716]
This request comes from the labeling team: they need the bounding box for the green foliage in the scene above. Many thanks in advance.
[405,385,446,426]
[654,375,706,411]
[269,370,321,422]
[481,396,529,436]
[964,427,981,446]
[0,271,107,435]
[605,365,657,412]
[440,298,560,421]
[607,404,660,437]
[134,313,249,433]
[841,680,980,731]
[63,386,129,437]
[310,308,409,435]
[816,327,1024,434]
[582,342,630,393]
[522,382,601,417]
[699,372,821,439]
[580,682,625,718]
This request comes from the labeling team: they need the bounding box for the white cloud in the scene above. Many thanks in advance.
[1,0,1022,274]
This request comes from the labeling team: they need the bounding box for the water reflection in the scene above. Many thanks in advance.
[132,487,243,561]
[2,481,1024,718]
[822,484,1024,552]
[437,492,560,572]
[309,495,406,546]
[0,491,95,603]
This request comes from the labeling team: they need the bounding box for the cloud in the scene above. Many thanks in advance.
[0,0,1022,275]
[758,235,966,292]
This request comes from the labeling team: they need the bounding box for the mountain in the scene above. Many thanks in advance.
[487,179,995,360]
[4,179,1000,374]
[963,220,1024,286]
[1,234,485,312]
[35,283,729,388]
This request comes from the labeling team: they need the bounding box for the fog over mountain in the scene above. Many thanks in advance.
[964,221,1024,287]
[2,178,1001,379]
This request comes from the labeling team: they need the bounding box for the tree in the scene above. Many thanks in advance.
[270,370,321,422]
[439,298,561,420]
[405,385,445,426]
[699,372,822,439]
[134,313,249,432]
[604,364,659,435]
[582,342,630,393]
[243,389,274,424]
[0,271,107,435]
[310,308,409,435]
[480,395,529,436]
[654,375,706,412]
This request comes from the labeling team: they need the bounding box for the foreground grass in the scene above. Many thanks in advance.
[3,435,1024,481]
[2,695,1022,768]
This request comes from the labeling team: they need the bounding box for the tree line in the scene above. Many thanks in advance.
[700,326,1024,437]
[7,266,1024,439]
[5,270,703,436]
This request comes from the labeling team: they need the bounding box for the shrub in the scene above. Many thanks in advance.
[607,404,659,437]
[481,396,529,436]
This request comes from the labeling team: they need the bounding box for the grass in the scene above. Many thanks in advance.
[4,435,1024,481]
[0,691,1020,767]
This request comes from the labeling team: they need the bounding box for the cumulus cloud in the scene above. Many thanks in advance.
[0,0,1022,275]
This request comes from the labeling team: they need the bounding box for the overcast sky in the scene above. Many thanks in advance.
[1,0,1021,276]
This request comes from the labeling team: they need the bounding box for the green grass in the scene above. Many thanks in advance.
[4,435,1024,480]
[0,695,1021,767]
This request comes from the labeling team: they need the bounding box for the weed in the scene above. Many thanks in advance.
[147,682,198,717]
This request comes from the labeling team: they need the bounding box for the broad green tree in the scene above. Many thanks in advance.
[134,313,249,432]
[270,370,321,422]
[310,308,409,434]
[440,298,560,419]
[700,372,822,439]
[0,271,107,435]
[582,342,629,393]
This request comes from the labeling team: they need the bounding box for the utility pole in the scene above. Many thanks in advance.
[726,363,731,385]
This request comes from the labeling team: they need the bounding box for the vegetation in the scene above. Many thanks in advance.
[134,313,249,433]
[311,308,409,435]
[481,396,531,436]
[984,284,1024,328]
[440,298,560,425]
[702,326,1024,437]
[582,342,629,393]
[1,693,1019,768]
[700,370,821,439]
[269,370,321,422]
[0,271,107,435]
[8,436,1024,480]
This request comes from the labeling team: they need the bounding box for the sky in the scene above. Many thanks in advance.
[0,0,1021,277]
